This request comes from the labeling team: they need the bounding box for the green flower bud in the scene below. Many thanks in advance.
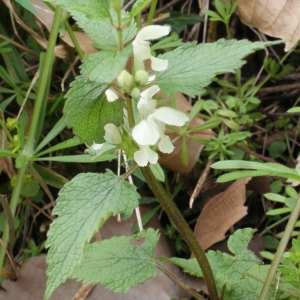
[135,70,149,86]
[131,87,141,98]
[6,117,18,130]
[117,70,132,91]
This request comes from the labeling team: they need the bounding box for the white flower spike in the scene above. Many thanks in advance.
[132,25,171,72]
[132,85,189,166]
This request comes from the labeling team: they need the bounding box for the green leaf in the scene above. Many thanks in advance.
[288,107,300,113]
[130,0,152,18]
[35,153,117,163]
[15,0,39,18]
[0,149,18,158]
[49,1,136,49]
[46,0,111,20]
[64,76,124,145]
[155,39,282,97]
[34,115,67,154]
[81,46,132,83]
[45,171,140,299]
[72,229,159,292]
[159,228,260,296]
[211,160,300,182]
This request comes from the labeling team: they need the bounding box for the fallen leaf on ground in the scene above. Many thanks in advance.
[194,178,250,250]
[0,206,187,300]
[236,0,300,51]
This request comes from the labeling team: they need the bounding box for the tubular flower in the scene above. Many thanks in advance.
[132,25,171,71]
[132,85,189,166]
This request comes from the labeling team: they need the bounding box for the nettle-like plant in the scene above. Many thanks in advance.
[43,1,281,299]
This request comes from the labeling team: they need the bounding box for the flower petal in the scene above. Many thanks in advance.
[90,142,104,150]
[105,89,118,102]
[140,85,160,101]
[152,107,189,126]
[158,135,174,154]
[146,146,159,164]
[135,25,171,43]
[132,120,160,145]
[150,55,168,71]
[134,145,158,166]
[137,98,156,118]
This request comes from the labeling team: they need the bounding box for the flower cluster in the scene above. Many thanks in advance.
[132,85,189,166]
[97,25,189,167]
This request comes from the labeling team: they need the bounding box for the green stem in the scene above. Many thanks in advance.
[64,20,84,60]
[0,161,28,269]
[125,95,135,129]
[259,192,300,299]
[24,6,63,157]
[141,166,219,300]
[146,0,158,25]
[116,10,123,51]
[0,6,63,270]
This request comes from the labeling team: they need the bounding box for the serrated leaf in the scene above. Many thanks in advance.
[45,0,110,20]
[64,76,124,145]
[81,46,132,82]
[155,39,281,97]
[159,228,260,293]
[45,171,140,299]
[72,228,159,292]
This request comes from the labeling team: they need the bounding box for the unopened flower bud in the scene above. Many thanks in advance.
[117,70,132,91]
[135,70,149,86]
[6,118,18,130]
[104,123,122,144]
[131,87,141,98]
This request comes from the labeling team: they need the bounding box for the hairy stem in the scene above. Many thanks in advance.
[141,166,219,300]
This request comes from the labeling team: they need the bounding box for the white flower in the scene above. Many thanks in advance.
[132,85,189,166]
[104,123,122,144]
[132,25,171,71]
[134,145,158,167]
[105,89,118,102]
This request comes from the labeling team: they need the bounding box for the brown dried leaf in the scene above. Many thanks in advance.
[194,178,250,250]
[236,0,300,51]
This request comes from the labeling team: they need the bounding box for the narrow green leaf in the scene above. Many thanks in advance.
[287,107,300,113]
[15,0,39,18]
[72,229,159,292]
[34,153,117,163]
[266,208,292,216]
[81,46,132,83]
[130,0,152,18]
[35,137,82,158]
[64,76,124,144]
[0,149,18,158]
[45,171,140,299]
[155,39,282,97]
[34,115,67,154]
